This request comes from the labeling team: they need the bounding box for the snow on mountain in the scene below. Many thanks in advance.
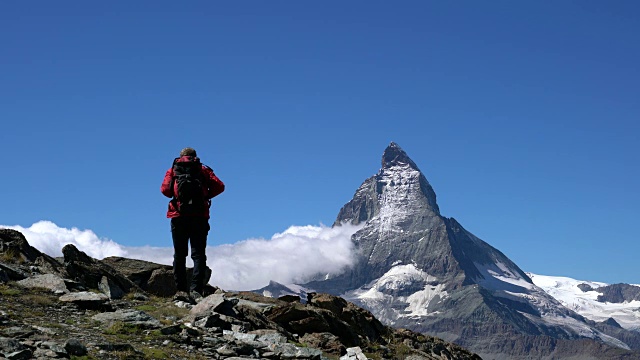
[470,260,630,348]
[529,273,640,332]
[342,263,449,324]
[474,261,534,291]
[255,280,314,301]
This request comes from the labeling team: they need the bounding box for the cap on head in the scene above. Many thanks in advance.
[180,147,197,157]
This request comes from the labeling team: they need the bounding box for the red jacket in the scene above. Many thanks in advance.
[161,156,225,219]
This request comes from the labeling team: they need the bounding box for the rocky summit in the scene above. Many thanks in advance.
[300,142,640,360]
[0,228,480,360]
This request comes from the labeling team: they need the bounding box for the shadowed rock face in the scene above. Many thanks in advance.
[596,283,640,303]
[0,229,65,278]
[305,142,640,360]
[62,244,142,297]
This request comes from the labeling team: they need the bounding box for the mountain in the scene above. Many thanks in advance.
[530,273,640,332]
[300,142,640,359]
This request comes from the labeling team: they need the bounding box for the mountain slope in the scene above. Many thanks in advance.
[530,273,640,332]
[304,142,640,359]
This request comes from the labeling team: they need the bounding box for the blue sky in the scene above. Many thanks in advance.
[1,1,639,286]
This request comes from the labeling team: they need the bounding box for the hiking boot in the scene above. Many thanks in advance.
[190,291,204,304]
[172,291,191,303]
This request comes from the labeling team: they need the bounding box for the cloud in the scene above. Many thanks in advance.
[211,224,361,290]
[3,221,128,259]
[1,221,362,291]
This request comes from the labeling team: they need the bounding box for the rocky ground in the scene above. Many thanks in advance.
[0,228,481,360]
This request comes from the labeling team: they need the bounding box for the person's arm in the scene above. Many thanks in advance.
[203,166,225,199]
[160,169,174,198]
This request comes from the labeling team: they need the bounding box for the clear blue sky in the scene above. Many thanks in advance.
[1,1,638,284]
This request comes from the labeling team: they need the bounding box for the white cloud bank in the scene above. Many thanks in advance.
[1,221,361,291]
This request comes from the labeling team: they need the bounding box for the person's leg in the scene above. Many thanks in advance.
[171,217,189,293]
[189,218,210,294]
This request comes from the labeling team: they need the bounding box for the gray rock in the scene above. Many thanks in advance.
[578,283,595,292]
[98,275,125,299]
[39,341,67,356]
[269,342,323,359]
[160,324,182,335]
[146,268,177,297]
[254,331,288,345]
[62,244,141,295]
[0,229,65,276]
[58,291,110,310]
[131,292,149,301]
[92,309,161,329]
[596,283,640,303]
[0,267,8,283]
[64,338,87,356]
[33,347,59,358]
[340,347,368,360]
[0,262,28,281]
[225,331,257,342]
[187,293,239,322]
[17,274,69,294]
[194,314,229,329]
[32,325,57,335]
[1,327,34,339]
[6,349,33,360]
[216,344,237,356]
[0,337,26,354]
[237,298,275,312]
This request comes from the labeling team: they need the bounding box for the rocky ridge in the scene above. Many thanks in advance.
[0,228,480,360]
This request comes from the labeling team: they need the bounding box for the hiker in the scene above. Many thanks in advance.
[161,147,225,302]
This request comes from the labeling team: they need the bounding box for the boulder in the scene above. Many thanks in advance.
[92,309,161,329]
[146,268,177,296]
[67,338,90,356]
[62,244,142,296]
[59,291,111,310]
[0,229,65,276]
[98,275,125,299]
[100,256,213,297]
[17,274,69,294]
[0,263,28,281]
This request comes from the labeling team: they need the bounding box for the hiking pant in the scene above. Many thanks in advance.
[170,217,210,294]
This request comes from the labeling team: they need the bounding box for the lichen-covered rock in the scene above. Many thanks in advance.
[92,309,161,329]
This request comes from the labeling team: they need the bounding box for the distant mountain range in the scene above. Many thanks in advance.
[530,274,640,332]
[255,142,640,360]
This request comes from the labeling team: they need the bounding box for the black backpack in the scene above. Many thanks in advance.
[172,158,206,214]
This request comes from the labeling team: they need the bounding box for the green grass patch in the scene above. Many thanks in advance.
[134,305,157,312]
[132,299,189,322]
[142,348,170,359]
[103,321,146,336]
[0,285,21,296]
[24,293,55,306]
[0,247,23,263]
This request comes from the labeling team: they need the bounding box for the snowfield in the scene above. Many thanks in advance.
[529,273,640,332]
